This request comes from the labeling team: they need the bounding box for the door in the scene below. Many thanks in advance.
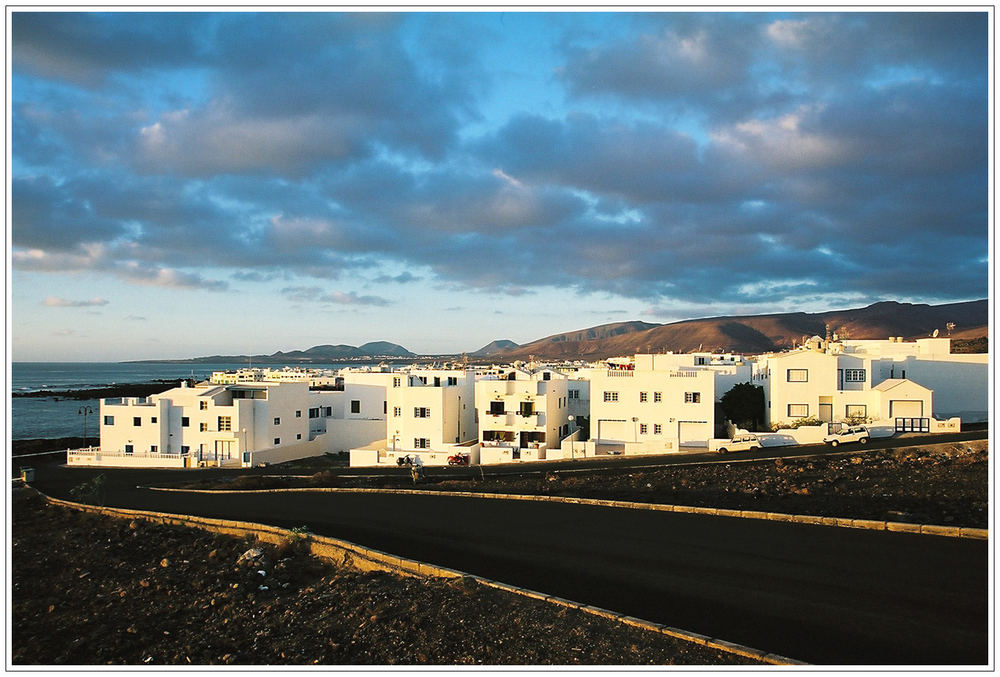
[890,400,923,418]
[215,439,234,461]
[818,403,833,423]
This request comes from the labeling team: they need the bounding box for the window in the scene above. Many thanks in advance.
[274,438,280,446]
[200,422,208,432]
[640,423,648,435]
[490,401,505,415]
[273,417,281,425]
[393,377,401,387]
[351,400,361,414]
[181,446,190,454]
[414,438,429,449]
[695,356,707,366]
[543,372,551,381]
[519,401,534,417]
[124,444,134,454]
[639,392,648,402]
[603,391,619,402]
[103,416,114,425]
[569,389,579,399]
[384,401,388,414]
[393,406,402,417]
[844,369,866,383]
[200,401,208,410]
[133,416,142,426]
[414,407,430,418]
[653,392,662,402]
[654,424,663,435]
[418,376,427,385]
[296,433,302,440]
[295,410,301,418]
[150,445,158,453]
[309,407,320,419]
[434,377,441,387]
[684,392,701,403]
[846,405,867,418]
[181,417,190,427]
[218,416,232,431]
[448,377,457,386]
[787,369,808,382]
[151,417,157,423]
[323,406,332,417]
[788,404,809,418]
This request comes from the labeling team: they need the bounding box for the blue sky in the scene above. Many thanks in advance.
[10,11,990,361]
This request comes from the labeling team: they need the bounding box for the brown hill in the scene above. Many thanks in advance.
[492,300,987,360]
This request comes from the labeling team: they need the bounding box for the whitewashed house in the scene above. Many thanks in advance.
[349,368,478,467]
[584,354,717,454]
[755,335,975,428]
[476,367,571,464]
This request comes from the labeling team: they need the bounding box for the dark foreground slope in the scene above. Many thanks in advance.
[10,488,753,666]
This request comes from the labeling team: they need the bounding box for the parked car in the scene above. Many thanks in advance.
[823,425,870,446]
[717,434,762,454]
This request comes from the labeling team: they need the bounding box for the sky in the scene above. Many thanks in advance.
[9,10,990,361]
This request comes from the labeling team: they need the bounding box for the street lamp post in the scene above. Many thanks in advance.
[567,415,575,459]
[78,406,94,447]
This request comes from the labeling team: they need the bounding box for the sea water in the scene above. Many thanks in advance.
[9,362,360,440]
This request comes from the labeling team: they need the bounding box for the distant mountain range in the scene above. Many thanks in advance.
[129,341,415,364]
[486,299,988,360]
[132,299,987,364]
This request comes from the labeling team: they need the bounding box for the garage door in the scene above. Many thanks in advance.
[890,400,924,418]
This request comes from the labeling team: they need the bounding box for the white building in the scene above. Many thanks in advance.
[96,381,340,466]
[349,368,478,467]
[586,354,717,453]
[476,367,571,464]
[756,335,983,427]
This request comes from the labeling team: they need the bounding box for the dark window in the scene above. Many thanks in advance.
[309,407,320,418]
[519,401,534,417]
[448,377,457,386]
[150,445,158,453]
[274,437,280,445]
[151,416,157,423]
[274,417,281,425]
[103,416,114,425]
[133,417,141,426]
[543,372,551,381]
[124,444,134,454]
[414,407,430,418]
[181,446,190,454]
[351,400,361,414]
[684,392,701,403]
[323,406,332,417]
[295,410,301,418]
[490,401,505,415]
[181,417,190,427]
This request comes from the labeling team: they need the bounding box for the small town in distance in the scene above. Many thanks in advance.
[75,330,987,470]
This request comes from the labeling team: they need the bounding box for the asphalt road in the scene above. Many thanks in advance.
[27,451,989,667]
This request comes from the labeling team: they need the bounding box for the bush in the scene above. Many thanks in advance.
[69,474,106,506]
[771,416,824,431]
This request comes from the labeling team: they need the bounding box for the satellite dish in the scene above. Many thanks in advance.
[932,329,939,337]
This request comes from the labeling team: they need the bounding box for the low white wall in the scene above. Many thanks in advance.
[253,436,326,466]
[67,449,188,468]
[323,419,387,453]
[622,440,677,455]
[930,417,962,433]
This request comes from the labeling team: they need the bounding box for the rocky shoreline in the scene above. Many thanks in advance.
[12,380,190,400]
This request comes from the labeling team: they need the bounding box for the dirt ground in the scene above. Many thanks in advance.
[184,441,989,529]
[10,487,757,666]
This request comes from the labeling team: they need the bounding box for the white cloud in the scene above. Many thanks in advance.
[43,296,109,307]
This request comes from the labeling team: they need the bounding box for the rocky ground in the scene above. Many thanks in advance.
[183,441,989,529]
[10,487,756,666]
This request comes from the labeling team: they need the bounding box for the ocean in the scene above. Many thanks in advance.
[9,361,358,440]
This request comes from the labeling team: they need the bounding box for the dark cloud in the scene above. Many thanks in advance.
[10,12,988,314]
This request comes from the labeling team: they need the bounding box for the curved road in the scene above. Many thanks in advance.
[27,437,989,666]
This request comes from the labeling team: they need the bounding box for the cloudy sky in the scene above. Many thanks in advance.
[10,11,989,361]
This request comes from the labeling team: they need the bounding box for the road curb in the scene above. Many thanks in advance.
[28,487,805,666]
[146,484,988,540]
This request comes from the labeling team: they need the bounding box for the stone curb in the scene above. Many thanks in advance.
[148,485,988,540]
[30,487,804,666]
